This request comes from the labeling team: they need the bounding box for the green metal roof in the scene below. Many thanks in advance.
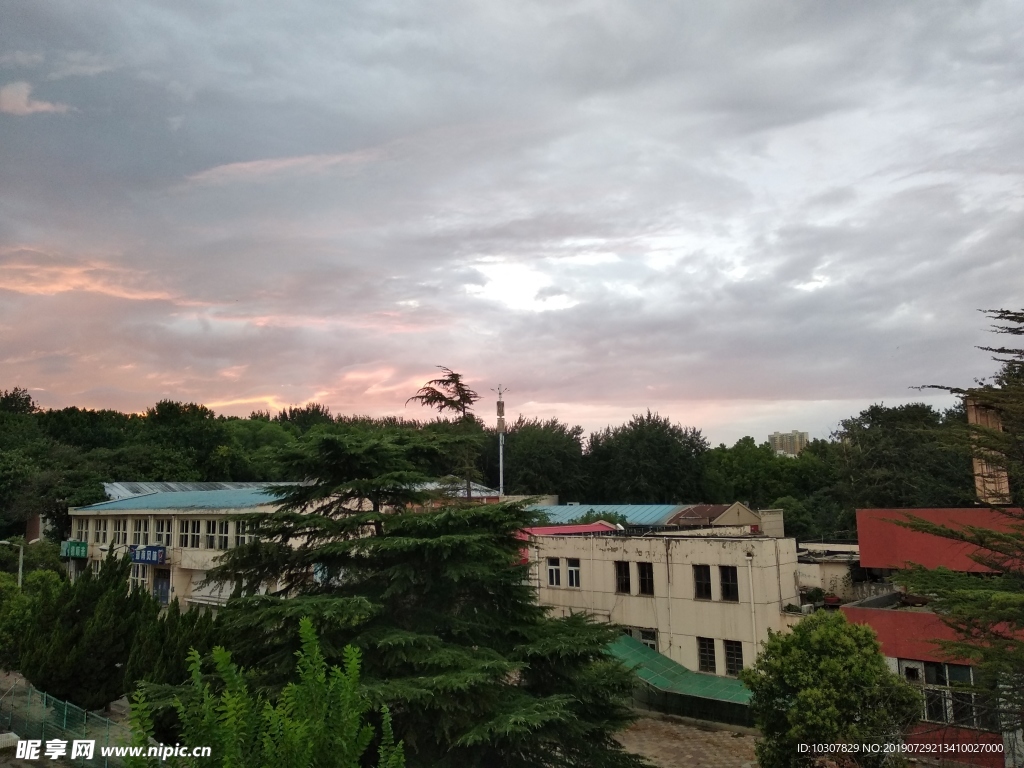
[73,488,283,511]
[530,504,686,526]
[608,635,752,704]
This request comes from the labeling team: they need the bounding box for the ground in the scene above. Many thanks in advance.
[617,715,758,768]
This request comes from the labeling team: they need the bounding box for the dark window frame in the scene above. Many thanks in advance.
[724,640,744,676]
[720,565,739,602]
[693,564,712,600]
[614,561,631,594]
[697,637,716,673]
[638,562,655,596]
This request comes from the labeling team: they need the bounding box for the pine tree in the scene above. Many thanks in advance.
[897,308,1024,731]
[211,423,648,767]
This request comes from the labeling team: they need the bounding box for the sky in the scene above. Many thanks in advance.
[1,1,1022,446]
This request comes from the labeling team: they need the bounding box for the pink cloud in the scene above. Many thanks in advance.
[187,149,379,185]
[0,82,70,115]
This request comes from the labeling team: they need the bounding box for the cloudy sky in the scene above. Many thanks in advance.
[1,1,1022,445]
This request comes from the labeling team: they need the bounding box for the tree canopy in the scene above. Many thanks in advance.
[740,610,920,768]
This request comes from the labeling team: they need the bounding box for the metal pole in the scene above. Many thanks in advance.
[17,544,22,590]
[499,432,505,497]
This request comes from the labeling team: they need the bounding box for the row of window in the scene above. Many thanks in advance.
[697,637,744,676]
[545,558,743,602]
[73,517,257,550]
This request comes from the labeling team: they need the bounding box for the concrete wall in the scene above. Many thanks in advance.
[530,534,800,675]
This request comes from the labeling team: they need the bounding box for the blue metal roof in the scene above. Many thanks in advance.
[74,488,284,511]
[529,504,686,526]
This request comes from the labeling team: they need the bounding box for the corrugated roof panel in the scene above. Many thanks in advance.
[74,488,284,511]
[607,635,751,703]
[529,504,687,526]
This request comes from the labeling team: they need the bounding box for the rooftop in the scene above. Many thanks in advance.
[530,504,690,526]
[74,488,283,511]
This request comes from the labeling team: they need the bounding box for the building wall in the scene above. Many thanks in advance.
[70,506,275,607]
[530,534,799,676]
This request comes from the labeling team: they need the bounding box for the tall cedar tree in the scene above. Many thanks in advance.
[210,430,648,768]
[897,308,1024,731]
[406,367,482,499]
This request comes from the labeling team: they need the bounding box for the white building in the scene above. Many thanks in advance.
[69,488,280,608]
[528,530,801,677]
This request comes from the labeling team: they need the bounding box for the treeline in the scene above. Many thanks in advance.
[0,386,976,544]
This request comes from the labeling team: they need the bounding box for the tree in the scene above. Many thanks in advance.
[125,617,404,768]
[211,439,648,768]
[740,610,920,768]
[406,367,479,420]
[480,417,586,501]
[896,308,1024,731]
[407,367,483,499]
[0,569,62,670]
[0,387,38,414]
[584,411,707,504]
[20,553,158,710]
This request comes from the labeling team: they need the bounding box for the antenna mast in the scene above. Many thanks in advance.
[492,385,508,497]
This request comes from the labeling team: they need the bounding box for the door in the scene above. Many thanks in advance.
[153,568,170,605]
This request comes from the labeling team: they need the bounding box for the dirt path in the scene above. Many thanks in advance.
[617,716,758,768]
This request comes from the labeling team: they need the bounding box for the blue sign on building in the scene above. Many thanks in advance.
[131,546,166,565]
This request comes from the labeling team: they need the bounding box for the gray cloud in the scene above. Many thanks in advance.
[1,0,1022,443]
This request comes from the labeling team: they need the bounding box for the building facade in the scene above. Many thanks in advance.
[527,530,800,677]
[69,488,280,608]
[842,508,1023,766]
[768,430,809,457]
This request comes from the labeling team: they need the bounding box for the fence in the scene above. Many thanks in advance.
[0,676,131,767]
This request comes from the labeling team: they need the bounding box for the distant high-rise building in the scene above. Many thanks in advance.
[768,430,808,457]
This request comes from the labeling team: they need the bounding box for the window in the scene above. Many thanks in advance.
[129,563,149,591]
[205,520,217,549]
[719,566,739,602]
[697,637,716,673]
[235,520,252,547]
[909,660,998,731]
[113,519,127,545]
[93,519,108,544]
[216,520,229,550]
[75,518,88,542]
[155,519,171,546]
[693,564,712,600]
[91,559,101,575]
[547,557,561,586]
[614,561,631,594]
[638,562,654,595]
[132,519,149,546]
[724,640,744,675]
[179,520,200,548]
[567,558,581,588]
[639,629,657,651]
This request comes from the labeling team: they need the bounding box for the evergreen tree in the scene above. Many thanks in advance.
[20,553,158,709]
[210,421,648,767]
[897,308,1024,732]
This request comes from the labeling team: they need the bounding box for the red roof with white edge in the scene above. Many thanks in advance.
[520,521,620,538]
[857,507,1022,572]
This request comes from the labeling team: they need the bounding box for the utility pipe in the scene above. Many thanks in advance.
[746,552,757,653]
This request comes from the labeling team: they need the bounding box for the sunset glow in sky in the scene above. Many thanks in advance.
[2,2,1023,444]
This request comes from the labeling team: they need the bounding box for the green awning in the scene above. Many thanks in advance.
[608,635,752,704]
